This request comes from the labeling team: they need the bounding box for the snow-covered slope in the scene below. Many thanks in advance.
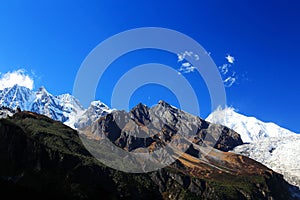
[0,85,85,124]
[31,87,74,122]
[233,135,300,189]
[0,84,35,110]
[206,107,300,189]
[0,107,16,118]
[57,93,86,128]
[206,107,295,143]
[74,100,113,129]
[0,85,111,128]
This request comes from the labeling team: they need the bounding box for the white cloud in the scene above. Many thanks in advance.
[182,62,191,67]
[217,54,238,87]
[178,62,196,74]
[185,51,193,56]
[225,54,235,64]
[223,76,237,87]
[177,53,185,62]
[219,64,229,75]
[0,69,34,90]
[177,51,199,62]
[205,51,211,56]
[177,51,200,74]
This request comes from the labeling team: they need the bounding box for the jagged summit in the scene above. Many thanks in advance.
[132,102,148,109]
[130,100,171,111]
[87,101,243,153]
[91,100,110,111]
[157,99,173,108]
[73,100,112,129]
[158,99,168,105]
[36,86,47,92]
[0,84,35,110]
[130,102,150,126]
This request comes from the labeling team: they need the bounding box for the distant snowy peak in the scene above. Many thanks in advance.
[0,84,114,129]
[90,100,113,114]
[206,107,296,143]
[35,86,49,97]
[74,100,113,129]
[0,85,84,125]
[0,84,35,110]
[57,93,85,114]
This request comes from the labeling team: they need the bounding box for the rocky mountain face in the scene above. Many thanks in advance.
[84,101,243,153]
[206,107,300,193]
[0,111,297,200]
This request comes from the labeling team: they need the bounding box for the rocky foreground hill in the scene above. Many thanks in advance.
[0,104,298,199]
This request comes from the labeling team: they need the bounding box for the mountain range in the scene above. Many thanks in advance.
[0,84,299,198]
[0,84,111,129]
[0,106,296,199]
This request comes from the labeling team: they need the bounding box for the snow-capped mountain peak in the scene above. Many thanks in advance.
[206,107,295,143]
[36,86,48,93]
[35,86,49,98]
[73,100,113,129]
[0,84,35,110]
[57,93,85,113]
[90,100,112,113]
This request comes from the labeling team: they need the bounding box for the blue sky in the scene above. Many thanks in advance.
[0,0,299,132]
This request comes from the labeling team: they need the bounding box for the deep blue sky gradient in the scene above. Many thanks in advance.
[0,0,299,132]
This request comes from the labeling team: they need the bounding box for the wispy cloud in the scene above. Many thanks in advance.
[176,51,238,88]
[178,62,196,74]
[177,51,199,74]
[0,69,34,90]
[219,54,238,87]
[223,76,236,87]
[177,51,200,62]
[219,64,229,75]
[205,51,211,56]
[225,54,235,64]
